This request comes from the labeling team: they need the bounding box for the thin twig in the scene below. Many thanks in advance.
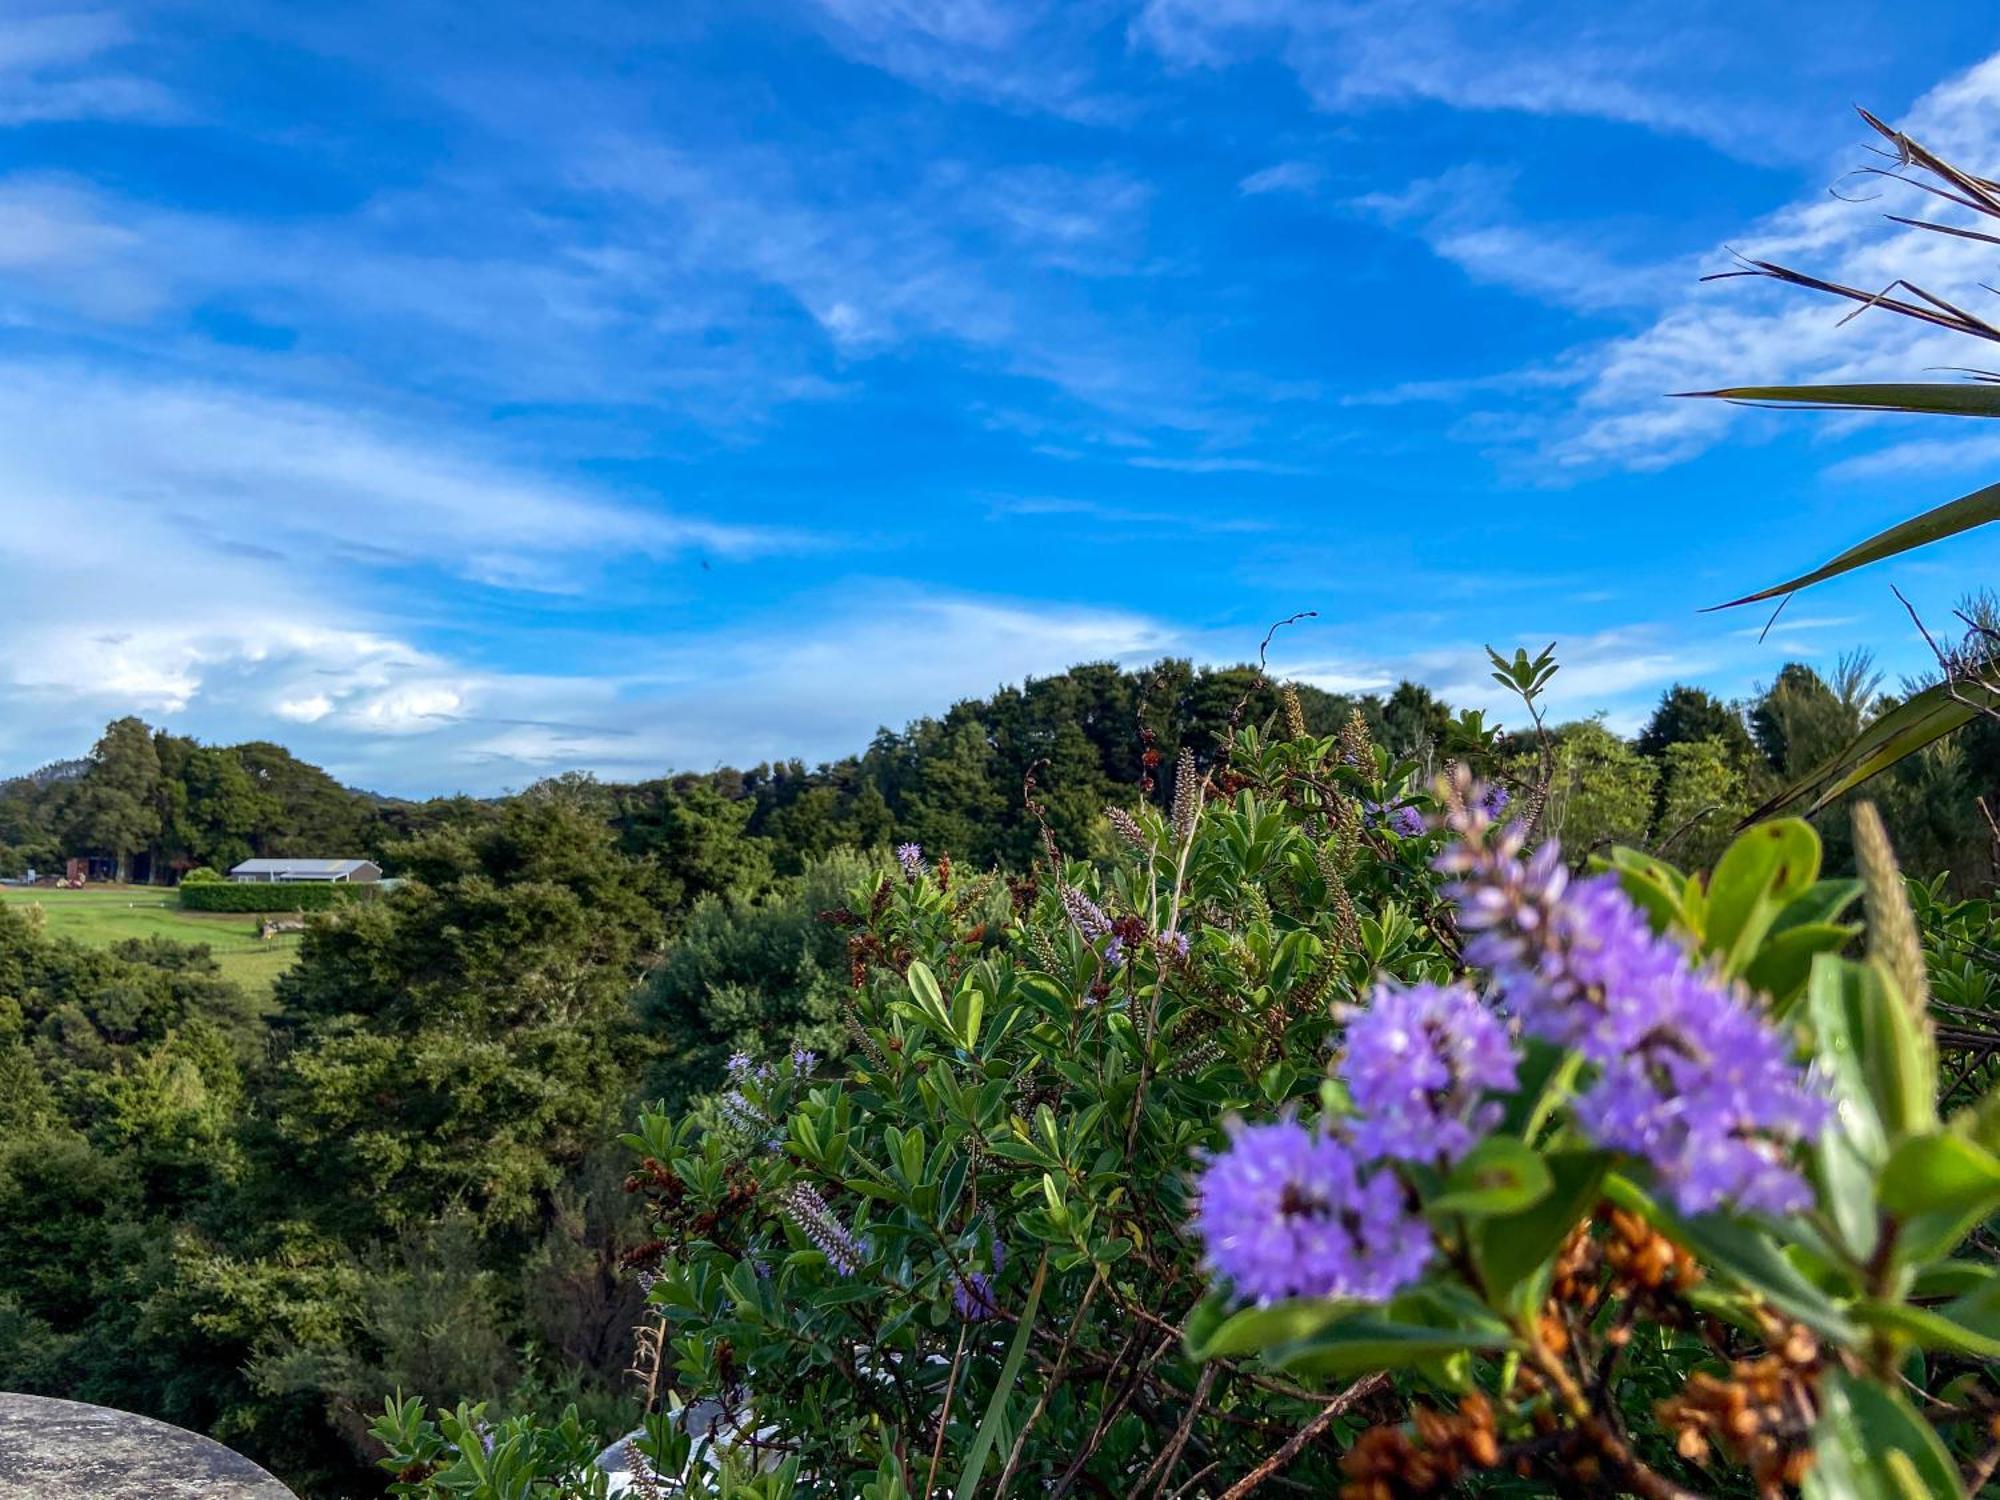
[1214,1372,1387,1499]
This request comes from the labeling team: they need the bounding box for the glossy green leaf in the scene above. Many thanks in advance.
[1428,1135,1553,1219]
[1182,1293,1358,1362]
[1879,1131,2000,1220]
[1854,1298,2000,1358]
[1601,846,1698,937]
[1941,1270,2000,1342]
[1803,1370,1966,1500]
[1471,1150,1610,1313]
[1266,1316,1510,1380]
[1744,921,1862,1014]
[1809,955,1935,1145]
[1703,819,1821,976]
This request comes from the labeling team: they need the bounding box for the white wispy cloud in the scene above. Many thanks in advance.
[1129,0,1831,160]
[0,8,173,126]
[1239,160,1323,196]
[1352,163,1690,315]
[800,0,1126,122]
[1552,54,2000,470]
[0,361,809,780]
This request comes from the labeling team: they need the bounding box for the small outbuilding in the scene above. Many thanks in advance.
[228,857,383,884]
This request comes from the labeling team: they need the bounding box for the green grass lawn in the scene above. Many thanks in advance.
[0,884,303,1000]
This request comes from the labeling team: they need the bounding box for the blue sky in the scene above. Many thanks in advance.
[5,2,2000,794]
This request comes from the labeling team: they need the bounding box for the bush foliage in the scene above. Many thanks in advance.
[377,696,2000,1499]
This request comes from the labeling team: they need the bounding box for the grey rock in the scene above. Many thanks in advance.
[0,1392,295,1499]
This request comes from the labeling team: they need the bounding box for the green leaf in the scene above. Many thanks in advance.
[1746,680,1999,821]
[1182,1293,1358,1362]
[1687,381,2000,417]
[906,960,955,1038]
[1772,877,1864,933]
[1809,955,1935,1146]
[1703,819,1820,976]
[1266,1315,1511,1380]
[1472,1151,1611,1314]
[1427,1136,1553,1220]
[1745,921,1861,1014]
[952,1251,1045,1500]
[1879,1131,2000,1220]
[1941,1269,2000,1342]
[1854,1298,2000,1358]
[1601,846,1698,937]
[1711,478,2000,609]
[1803,1370,1966,1500]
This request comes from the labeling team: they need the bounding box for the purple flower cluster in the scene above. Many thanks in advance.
[1362,799,1430,838]
[1061,885,1112,942]
[720,1050,772,1135]
[1438,788,1827,1216]
[1194,978,1520,1305]
[1479,784,1511,819]
[1193,1119,1432,1304]
[777,1182,867,1276]
[952,1239,1005,1322]
[1339,981,1518,1168]
[1103,926,1191,970]
[895,842,925,879]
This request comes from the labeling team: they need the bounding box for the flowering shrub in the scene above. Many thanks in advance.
[377,704,2000,1497]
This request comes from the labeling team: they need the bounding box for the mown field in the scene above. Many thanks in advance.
[0,884,302,1000]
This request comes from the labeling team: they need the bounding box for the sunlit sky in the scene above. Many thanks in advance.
[5,2,2000,794]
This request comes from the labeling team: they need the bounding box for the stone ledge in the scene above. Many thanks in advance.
[0,1392,295,1499]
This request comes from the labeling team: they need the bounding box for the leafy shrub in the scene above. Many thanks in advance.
[380,704,2000,1499]
[177,881,365,912]
[178,866,226,885]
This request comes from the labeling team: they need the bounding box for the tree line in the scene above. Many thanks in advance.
[10,651,1999,895]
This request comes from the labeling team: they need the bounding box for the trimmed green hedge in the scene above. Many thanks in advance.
[177,881,373,913]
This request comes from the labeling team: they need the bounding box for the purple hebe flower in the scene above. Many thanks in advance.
[953,1271,999,1321]
[1389,804,1428,838]
[1103,935,1128,968]
[777,1182,867,1276]
[1436,782,1826,1218]
[1061,885,1112,941]
[952,1236,1005,1320]
[1193,1119,1432,1305]
[1479,784,1511,819]
[1340,982,1518,1167]
[895,842,925,879]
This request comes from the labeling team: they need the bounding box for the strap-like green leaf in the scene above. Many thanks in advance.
[1682,381,2000,417]
[954,1250,1045,1500]
[1745,680,2000,822]
[1711,479,2000,608]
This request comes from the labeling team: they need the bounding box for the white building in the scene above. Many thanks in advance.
[228,858,383,884]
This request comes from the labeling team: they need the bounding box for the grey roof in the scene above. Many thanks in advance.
[229,858,377,876]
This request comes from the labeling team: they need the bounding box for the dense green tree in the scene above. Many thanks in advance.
[265,787,664,1234]
[636,849,876,1104]
[63,717,162,880]
[1635,684,1757,765]
[1379,680,1452,755]
[1653,736,1753,871]
[1539,720,1658,855]
[1750,657,1879,776]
